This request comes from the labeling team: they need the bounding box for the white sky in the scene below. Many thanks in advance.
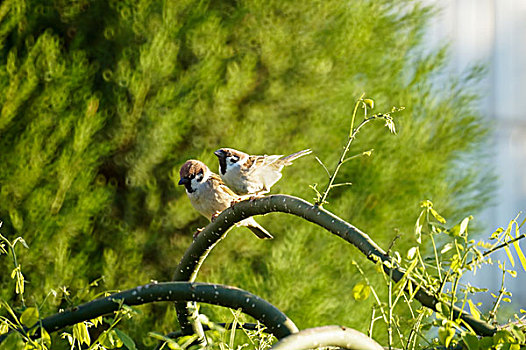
[423,0,526,309]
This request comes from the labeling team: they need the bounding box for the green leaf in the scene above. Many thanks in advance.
[0,331,25,350]
[504,245,515,267]
[512,223,526,272]
[20,307,39,327]
[441,242,453,254]
[384,118,396,134]
[430,207,446,224]
[462,333,479,350]
[459,216,473,236]
[415,210,425,243]
[99,329,123,349]
[490,227,504,240]
[352,281,371,301]
[438,324,455,347]
[510,324,525,343]
[479,337,493,348]
[90,316,103,327]
[38,327,52,348]
[494,330,515,344]
[467,300,480,320]
[73,322,90,346]
[407,246,418,260]
[114,329,136,350]
[0,320,9,335]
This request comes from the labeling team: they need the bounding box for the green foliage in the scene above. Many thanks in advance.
[350,202,526,350]
[0,0,493,347]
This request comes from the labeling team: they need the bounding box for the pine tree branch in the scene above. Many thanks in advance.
[0,282,298,344]
[173,194,497,338]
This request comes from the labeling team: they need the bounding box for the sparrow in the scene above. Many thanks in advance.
[213,148,312,195]
[178,159,273,239]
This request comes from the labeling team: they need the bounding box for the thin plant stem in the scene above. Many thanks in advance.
[430,234,443,283]
[349,92,366,138]
[0,234,25,306]
[483,233,526,259]
[368,308,376,338]
[489,265,507,324]
[449,274,460,322]
[388,269,393,350]
[316,94,366,206]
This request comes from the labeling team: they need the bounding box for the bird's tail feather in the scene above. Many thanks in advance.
[281,149,312,165]
[238,218,273,239]
[247,225,273,239]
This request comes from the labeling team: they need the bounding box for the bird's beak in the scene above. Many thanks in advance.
[214,149,223,157]
[178,178,189,186]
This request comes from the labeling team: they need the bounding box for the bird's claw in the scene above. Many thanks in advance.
[230,199,241,206]
[193,227,204,239]
[249,194,265,201]
[211,211,221,221]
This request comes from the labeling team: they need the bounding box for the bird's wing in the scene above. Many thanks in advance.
[210,173,239,197]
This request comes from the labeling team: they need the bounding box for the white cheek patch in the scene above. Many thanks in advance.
[190,177,201,190]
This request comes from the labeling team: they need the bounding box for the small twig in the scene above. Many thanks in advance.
[489,265,507,324]
[314,156,331,178]
[330,182,353,188]
[430,234,443,283]
[466,232,526,267]
[483,233,526,259]
[368,308,377,338]
[315,93,366,206]
[316,117,372,206]
[386,233,401,256]
[342,149,374,164]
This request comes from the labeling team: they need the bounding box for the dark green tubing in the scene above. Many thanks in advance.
[0,282,298,344]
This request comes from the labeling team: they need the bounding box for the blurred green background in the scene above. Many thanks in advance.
[0,0,493,348]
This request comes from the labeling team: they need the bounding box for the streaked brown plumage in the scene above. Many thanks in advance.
[178,159,273,239]
[214,148,312,195]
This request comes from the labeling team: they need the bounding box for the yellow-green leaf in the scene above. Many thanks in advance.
[462,333,479,350]
[90,316,102,327]
[0,320,9,335]
[430,207,446,224]
[363,99,374,109]
[490,227,504,240]
[99,329,123,349]
[513,224,526,272]
[467,300,480,320]
[438,325,455,347]
[407,247,418,260]
[73,322,90,346]
[20,307,39,327]
[352,281,371,301]
[114,329,136,350]
[504,246,515,267]
[459,216,473,236]
[39,327,51,348]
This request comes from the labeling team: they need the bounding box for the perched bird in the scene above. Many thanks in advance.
[178,159,273,239]
[214,148,312,195]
